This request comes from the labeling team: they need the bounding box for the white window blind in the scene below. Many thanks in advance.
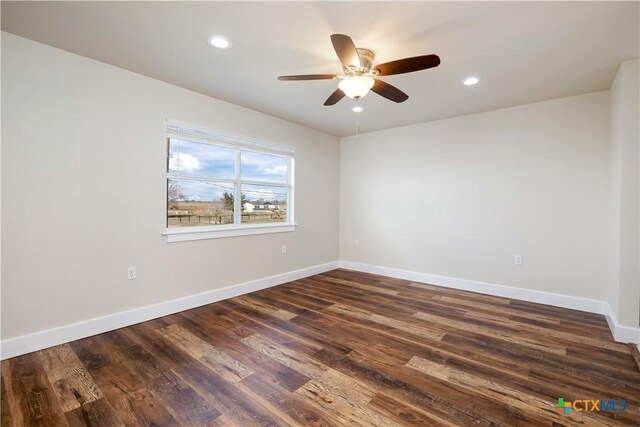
[166,121,295,157]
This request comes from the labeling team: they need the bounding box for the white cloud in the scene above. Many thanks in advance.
[169,152,202,173]
[264,165,287,175]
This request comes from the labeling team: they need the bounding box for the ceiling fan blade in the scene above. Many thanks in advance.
[324,88,345,106]
[278,74,337,81]
[374,54,440,76]
[330,34,360,70]
[371,79,409,103]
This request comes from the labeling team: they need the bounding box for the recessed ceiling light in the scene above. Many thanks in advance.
[464,77,479,86]
[352,106,364,113]
[207,35,231,49]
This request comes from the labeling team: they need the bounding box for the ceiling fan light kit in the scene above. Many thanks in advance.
[278,34,440,106]
[339,76,375,99]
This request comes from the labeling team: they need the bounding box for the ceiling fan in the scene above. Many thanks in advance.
[278,34,440,106]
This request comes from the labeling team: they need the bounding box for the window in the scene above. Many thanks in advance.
[165,123,295,242]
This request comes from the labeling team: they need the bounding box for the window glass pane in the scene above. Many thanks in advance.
[241,184,287,224]
[167,179,235,227]
[168,138,235,179]
[241,151,288,183]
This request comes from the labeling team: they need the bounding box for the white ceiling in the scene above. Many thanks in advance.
[2,1,638,137]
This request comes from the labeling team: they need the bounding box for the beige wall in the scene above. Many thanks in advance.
[608,59,640,328]
[1,33,340,339]
[340,92,610,300]
[3,31,637,345]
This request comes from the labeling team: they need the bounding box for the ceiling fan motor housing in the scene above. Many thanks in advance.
[344,48,376,75]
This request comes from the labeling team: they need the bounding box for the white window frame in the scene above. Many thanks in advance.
[163,122,296,242]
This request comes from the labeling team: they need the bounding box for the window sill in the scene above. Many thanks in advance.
[163,223,297,242]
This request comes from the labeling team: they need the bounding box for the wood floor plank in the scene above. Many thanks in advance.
[2,269,638,426]
[322,276,400,295]
[221,299,353,358]
[64,398,123,427]
[413,310,567,355]
[240,333,327,380]
[440,332,640,396]
[210,415,239,427]
[316,348,530,426]
[304,312,529,380]
[234,296,298,320]
[2,353,69,427]
[246,292,320,318]
[321,281,609,359]
[299,312,532,378]
[1,371,18,427]
[104,329,221,426]
[38,344,104,412]
[406,355,636,426]
[422,294,565,324]
[120,322,285,427]
[263,286,335,310]
[367,392,459,427]
[90,362,181,427]
[170,364,286,427]
[326,280,631,369]
[165,309,338,426]
[236,374,341,427]
[158,324,254,383]
[173,310,312,392]
[328,302,444,341]
[294,369,400,427]
[407,281,512,305]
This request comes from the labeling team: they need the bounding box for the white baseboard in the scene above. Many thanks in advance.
[604,305,640,345]
[4,259,638,359]
[0,261,339,360]
[339,260,607,313]
[338,260,640,345]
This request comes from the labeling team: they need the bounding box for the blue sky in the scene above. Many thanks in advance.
[168,179,234,202]
[168,139,288,202]
[168,138,288,183]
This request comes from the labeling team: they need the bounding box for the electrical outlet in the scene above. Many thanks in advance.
[354,239,359,247]
[281,245,287,254]
[127,267,137,280]
[514,255,523,265]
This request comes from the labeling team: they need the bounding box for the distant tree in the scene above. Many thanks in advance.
[223,191,233,210]
[222,191,246,211]
[168,181,181,201]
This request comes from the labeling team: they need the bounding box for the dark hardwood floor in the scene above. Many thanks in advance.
[2,269,639,426]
